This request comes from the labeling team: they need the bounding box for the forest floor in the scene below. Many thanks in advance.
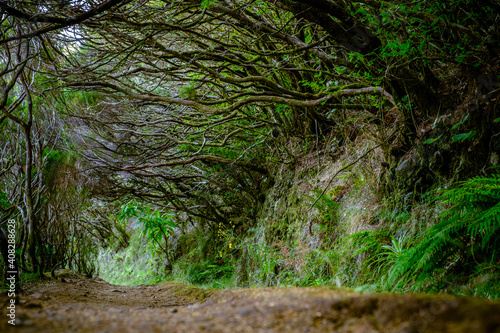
[1,271,500,333]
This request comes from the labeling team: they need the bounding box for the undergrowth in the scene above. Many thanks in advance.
[95,172,500,300]
[186,259,233,288]
[383,175,500,296]
[98,229,170,286]
[210,174,499,299]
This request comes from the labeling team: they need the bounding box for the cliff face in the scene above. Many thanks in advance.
[231,135,384,287]
[226,110,500,296]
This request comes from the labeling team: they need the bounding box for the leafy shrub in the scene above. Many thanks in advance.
[384,175,500,292]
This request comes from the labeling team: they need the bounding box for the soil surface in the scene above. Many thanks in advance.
[1,271,500,333]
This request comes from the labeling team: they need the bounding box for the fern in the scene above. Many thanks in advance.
[384,175,500,292]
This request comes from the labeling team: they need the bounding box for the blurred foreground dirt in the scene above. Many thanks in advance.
[1,272,500,332]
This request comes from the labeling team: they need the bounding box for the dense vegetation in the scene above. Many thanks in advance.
[1,0,499,298]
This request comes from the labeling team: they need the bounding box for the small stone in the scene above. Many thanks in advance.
[313,312,322,318]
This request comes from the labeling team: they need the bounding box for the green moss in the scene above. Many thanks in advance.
[158,281,216,302]
[327,185,346,201]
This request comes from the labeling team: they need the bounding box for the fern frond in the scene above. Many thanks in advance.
[383,174,500,292]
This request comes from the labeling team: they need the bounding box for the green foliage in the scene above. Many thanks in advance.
[246,243,280,285]
[348,230,383,258]
[43,149,72,189]
[187,260,233,285]
[7,0,498,299]
[342,229,392,285]
[422,112,477,145]
[282,249,339,287]
[136,206,177,252]
[369,232,415,284]
[0,191,9,209]
[451,114,470,130]
[73,236,98,277]
[311,188,341,225]
[423,134,443,145]
[178,82,197,99]
[201,0,217,9]
[20,271,41,283]
[380,233,413,263]
[452,131,476,143]
[98,229,170,286]
[118,202,143,220]
[383,175,500,292]
[119,202,177,255]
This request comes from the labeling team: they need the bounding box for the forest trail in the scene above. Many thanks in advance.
[1,272,500,333]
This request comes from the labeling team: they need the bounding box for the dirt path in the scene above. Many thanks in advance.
[1,272,500,333]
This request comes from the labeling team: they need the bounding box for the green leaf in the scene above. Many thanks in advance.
[452,130,476,143]
[422,134,443,144]
[432,116,443,129]
[305,33,312,44]
[451,113,469,130]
